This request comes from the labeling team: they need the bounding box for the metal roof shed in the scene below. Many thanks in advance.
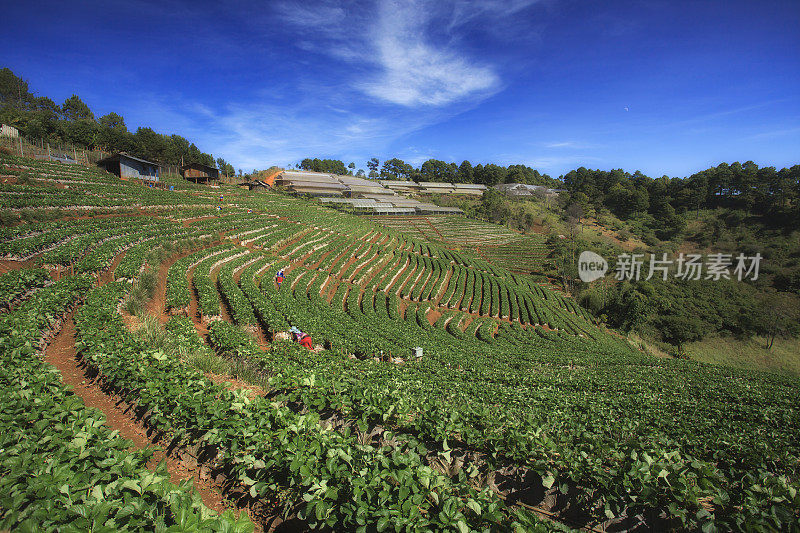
[420,182,453,188]
[453,183,487,190]
[373,207,416,215]
[291,187,344,197]
[277,172,339,185]
[288,180,346,189]
[336,175,384,186]
[378,180,416,186]
[451,189,484,196]
[416,205,464,215]
[96,153,159,182]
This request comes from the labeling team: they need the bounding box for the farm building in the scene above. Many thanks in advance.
[379,180,421,193]
[181,163,219,184]
[96,153,159,182]
[337,175,388,197]
[451,183,487,196]
[418,182,456,194]
[416,204,464,215]
[320,198,396,213]
[361,193,416,206]
[240,180,270,191]
[275,171,347,197]
[374,206,416,215]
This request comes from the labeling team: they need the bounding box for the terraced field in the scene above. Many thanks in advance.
[371,215,551,274]
[1,152,798,532]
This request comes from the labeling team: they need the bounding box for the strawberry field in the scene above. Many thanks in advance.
[1,152,798,532]
[370,215,552,274]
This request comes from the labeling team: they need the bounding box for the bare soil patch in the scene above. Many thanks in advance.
[0,259,29,274]
[426,307,442,325]
[205,371,265,397]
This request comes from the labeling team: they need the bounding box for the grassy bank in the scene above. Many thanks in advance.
[685,334,800,376]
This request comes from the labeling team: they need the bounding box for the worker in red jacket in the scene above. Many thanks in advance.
[290,326,313,350]
[275,269,285,290]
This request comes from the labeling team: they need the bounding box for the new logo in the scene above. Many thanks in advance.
[578,251,608,282]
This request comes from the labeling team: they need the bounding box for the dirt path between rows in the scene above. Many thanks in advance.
[186,262,209,339]
[41,250,236,519]
[44,311,233,517]
[232,263,271,349]
[148,242,221,324]
[41,247,304,531]
[0,259,28,274]
[147,252,178,323]
[209,263,234,324]
[433,268,453,304]
[99,249,126,285]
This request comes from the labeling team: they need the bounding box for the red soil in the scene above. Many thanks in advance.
[186,262,209,339]
[44,311,234,518]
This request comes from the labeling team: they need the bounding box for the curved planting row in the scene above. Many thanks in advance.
[73,283,553,532]
[165,244,235,312]
[238,256,287,335]
[192,247,250,320]
[232,288,800,532]
[216,251,261,328]
[0,275,249,531]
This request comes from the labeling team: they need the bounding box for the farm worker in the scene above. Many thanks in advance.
[276,269,285,290]
[290,326,313,350]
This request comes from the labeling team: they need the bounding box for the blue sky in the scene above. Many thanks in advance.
[3,0,798,177]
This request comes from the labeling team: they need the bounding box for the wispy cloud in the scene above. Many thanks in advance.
[746,126,800,140]
[665,99,787,129]
[274,0,514,107]
[544,141,579,148]
[543,141,601,149]
[444,0,543,33]
[273,0,347,28]
[186,96,453,170]
[127,1,550,169]
[358,0,500,106]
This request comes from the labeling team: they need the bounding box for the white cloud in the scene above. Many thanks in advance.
[445,0,543,33]
[123,1,552,169]
[274,0,506,107]
[273,1,347,29]
[358,0,499,106]
[545,141,578,148]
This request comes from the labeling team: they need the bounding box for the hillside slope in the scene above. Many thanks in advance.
[1,153,798,532]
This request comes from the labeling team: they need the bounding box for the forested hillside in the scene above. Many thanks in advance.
[0,67,226,171]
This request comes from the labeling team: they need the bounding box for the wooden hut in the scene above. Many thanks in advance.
[181,163,219,184]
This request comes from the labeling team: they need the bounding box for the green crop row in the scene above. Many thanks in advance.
[193,248,247,318]
[73,283,558,532]
[0,275,250,531]
[165,244,233,310]
[0,268,50,309]
[217,252,260,327]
